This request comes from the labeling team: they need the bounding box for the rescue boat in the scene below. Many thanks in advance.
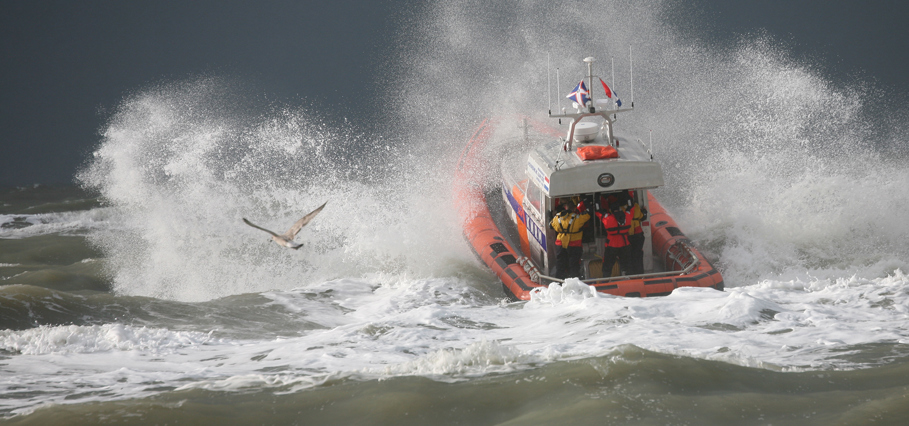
[454,56,723,301]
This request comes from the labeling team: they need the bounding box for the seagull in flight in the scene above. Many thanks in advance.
[242,202,327,249]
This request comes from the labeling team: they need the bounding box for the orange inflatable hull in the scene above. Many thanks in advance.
[454,119,724,300]
[455,119,542,300]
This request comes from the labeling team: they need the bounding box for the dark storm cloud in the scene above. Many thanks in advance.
[2,0,907,185]
[689,0,909,89]
[1,0,404,185]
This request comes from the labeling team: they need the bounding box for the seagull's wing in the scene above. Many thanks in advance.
[283,201,327,238]
[243,218,281,238]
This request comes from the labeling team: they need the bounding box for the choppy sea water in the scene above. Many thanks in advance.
[2,182,908,425]
[4,1,909,424]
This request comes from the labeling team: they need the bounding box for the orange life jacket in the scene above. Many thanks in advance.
[576,145,618,161]
[598,211,632,247]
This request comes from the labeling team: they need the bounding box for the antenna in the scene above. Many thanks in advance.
[547,53,551,114]
[649,129,653,160]
[630,47,634,108]
[556,67,561,116]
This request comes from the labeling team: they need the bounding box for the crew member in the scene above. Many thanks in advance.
[596,202,632,277]
[549,198,591,279]
[626,191,648,275]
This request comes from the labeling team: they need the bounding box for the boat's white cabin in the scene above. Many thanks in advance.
[501,114,665,280]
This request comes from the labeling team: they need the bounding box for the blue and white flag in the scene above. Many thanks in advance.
[566,80,589,106]
[613,88,623,107]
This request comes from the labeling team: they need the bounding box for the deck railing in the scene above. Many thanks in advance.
[534,239,701,285]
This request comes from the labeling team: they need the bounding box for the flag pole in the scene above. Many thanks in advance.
[611,57,616,110]
[584,56,594,112]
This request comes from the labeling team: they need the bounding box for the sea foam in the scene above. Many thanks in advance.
[0,324,217,355]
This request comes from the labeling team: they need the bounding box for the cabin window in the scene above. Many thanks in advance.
[526,181,543,216]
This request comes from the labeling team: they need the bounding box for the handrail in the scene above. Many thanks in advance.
[538,240,701,285]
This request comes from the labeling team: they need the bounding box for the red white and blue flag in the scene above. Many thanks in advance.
[598,78,613,99]
[566,80,589,106]
[599,78,623,107]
